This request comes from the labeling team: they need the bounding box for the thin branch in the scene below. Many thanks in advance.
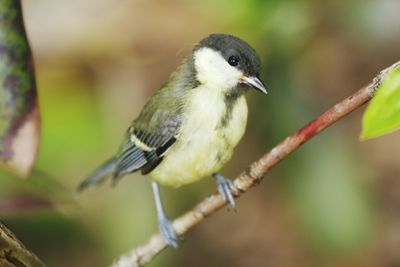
[111,61,400,267]
[0,222,46,267]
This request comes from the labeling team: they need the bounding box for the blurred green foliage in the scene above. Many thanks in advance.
[1,0,400,266]
[286,132,374,255]
[36,74,104,172]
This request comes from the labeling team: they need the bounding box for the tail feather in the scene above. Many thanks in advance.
[76,157,117,194]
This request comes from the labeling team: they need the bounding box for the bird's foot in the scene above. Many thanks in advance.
[214,173,237,210]
[158,215,179,248]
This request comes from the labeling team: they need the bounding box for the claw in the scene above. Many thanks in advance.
[213,173,237,210]
[158,215,178,248]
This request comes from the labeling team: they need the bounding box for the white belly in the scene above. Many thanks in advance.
[149,87,248,187]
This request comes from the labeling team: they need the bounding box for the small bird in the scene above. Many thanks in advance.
[77,33,266,248]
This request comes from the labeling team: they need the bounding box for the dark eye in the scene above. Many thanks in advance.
[228,55,239,66]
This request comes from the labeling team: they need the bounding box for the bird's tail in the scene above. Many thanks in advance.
[76,157,117,194]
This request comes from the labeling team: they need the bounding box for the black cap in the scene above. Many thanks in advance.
[195,34,261,77]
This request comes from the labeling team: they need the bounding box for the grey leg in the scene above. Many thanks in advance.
[151,181,178,248]
[213,173,237,209]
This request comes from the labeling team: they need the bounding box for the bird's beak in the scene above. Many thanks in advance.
[240,76,267,94]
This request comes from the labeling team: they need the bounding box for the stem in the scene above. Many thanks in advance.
[111,61,400,267]
[0,222,46,267]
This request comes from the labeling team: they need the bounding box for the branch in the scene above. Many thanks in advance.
[0,222,46,267]
[111,61,400,267]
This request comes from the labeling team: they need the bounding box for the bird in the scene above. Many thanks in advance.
[76,33,266,248]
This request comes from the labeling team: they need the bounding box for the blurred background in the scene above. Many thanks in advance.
[1,0,400,266]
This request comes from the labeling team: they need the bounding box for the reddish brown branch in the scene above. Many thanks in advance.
[111,61,400,267]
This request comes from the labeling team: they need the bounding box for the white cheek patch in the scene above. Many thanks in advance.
[194,47,243,90]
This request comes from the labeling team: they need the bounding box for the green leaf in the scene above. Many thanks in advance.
[361,67,400,140]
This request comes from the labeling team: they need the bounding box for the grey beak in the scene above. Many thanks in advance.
[240,76,267,94]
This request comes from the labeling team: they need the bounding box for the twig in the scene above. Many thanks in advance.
[111,61,400,267]
[0,222,46,267]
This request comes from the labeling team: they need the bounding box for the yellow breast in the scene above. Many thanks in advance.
[149,85,248,187]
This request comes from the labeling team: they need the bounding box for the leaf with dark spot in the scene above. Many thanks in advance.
[0,0,40,175]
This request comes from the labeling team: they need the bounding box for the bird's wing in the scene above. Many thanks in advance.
[113,125,179,181]
[112,57,197,182]
[112,88,184,182]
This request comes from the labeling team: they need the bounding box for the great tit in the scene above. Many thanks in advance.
[77,33,266,248]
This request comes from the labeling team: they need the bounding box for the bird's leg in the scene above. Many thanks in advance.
[151,181,178,248]
[213,173,237,210]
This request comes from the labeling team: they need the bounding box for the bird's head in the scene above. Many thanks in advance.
[192,34,266,94]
